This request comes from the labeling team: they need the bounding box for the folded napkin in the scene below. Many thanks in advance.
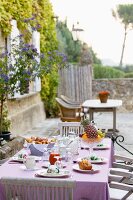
[29,143,54,156]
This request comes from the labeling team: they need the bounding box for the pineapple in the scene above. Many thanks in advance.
[81,118,98,139]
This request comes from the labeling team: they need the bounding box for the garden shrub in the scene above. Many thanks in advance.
[93,64,125,79]
[124,72,133,78]
[41,67,59,118]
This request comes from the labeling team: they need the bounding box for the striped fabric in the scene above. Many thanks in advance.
[1,177,76,200]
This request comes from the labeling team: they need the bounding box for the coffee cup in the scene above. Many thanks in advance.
[23,156,36,169]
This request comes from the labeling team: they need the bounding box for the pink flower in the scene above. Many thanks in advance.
[98,91,110,95]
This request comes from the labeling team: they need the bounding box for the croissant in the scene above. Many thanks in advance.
[79,159,92,170]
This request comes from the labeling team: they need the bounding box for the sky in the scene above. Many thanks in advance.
[50,0,133,65]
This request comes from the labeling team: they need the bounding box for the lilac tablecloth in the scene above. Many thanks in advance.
[0,138,114,200]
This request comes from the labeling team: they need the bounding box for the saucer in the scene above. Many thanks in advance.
[35,169,70,178]
[20,165,40,171]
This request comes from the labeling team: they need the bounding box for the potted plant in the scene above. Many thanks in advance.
[98,91,110,103]
[0,105,11,141]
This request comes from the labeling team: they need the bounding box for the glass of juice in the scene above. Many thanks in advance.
[49,152,60,165]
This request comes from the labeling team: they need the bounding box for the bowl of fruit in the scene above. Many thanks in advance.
[81,119,105,143]
[25,137,56,156]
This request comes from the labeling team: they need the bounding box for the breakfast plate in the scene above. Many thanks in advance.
[11,156,24,163]
[77,156,108,164]
[35,169,70,178]
[93,143,109,150]
[72,164,100,173]
[12,155,41,163]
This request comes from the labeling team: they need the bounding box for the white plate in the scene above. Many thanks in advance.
[73,164,100,173]
[77,157,108,164]
[89,157,108,164]
[20,165,40,171]
[12,156,41,162]
[93,144,109,150]
[35,169,70,178]
[12,156,24,162]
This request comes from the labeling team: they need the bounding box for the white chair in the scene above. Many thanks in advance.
[109,154,133,200]
[112,155,133,171]
[58,122,84,137]
[1,177,75,200]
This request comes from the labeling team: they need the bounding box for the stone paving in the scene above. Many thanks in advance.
[23,112,133,158]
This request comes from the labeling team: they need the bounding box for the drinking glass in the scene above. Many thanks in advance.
[41,148,50,163]
[54,155,62,169]
[65,147,72,169]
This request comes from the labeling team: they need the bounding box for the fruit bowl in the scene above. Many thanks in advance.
[81,130,104,156]
[82,133,103,143]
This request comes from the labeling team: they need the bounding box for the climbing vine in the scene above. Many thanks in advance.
[0,0,65,117]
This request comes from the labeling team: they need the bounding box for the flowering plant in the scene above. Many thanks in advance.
[0,34,67,134]
[0,35,42,134]
[98,91,110,95]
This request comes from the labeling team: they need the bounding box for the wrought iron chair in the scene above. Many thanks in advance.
[55,97,83,122]
[108,154,133,200]
[1,177,75,200]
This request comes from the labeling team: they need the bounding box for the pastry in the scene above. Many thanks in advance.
[78,159,92,170]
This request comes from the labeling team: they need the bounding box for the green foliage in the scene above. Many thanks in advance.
[0,34,44,133]
[41,67,59,117]
[56,21,82,63]
[124,72,133,78]
[112,4,133,67]
[0,0,67,119]
[0,106,11,132]
[112,4,133,25]
[56,20,101,65]
[0,0,32,36]
[93,64,125,79]
[123,65,133,72]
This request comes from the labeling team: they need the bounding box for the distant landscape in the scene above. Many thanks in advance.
[102,58,119,67]
[102,58,133,67]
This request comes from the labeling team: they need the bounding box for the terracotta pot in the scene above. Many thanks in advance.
[99,94,108,103]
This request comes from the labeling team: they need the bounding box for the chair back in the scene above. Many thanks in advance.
[60,95,81,106]
[60,95,89,118]
[55,97,82,122]
[58,122,84,137]
[109,168,133,200]
[1,177,75,200]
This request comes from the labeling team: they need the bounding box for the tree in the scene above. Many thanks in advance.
[56,20,101,64]
[112,4,133,67]
[56,21,82,63]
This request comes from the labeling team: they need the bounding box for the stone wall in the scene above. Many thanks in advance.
[0,136,25,161]
[92,78,133,112]
[8,92,46,136]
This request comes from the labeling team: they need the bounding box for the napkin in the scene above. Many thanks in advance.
[29,143,54,156]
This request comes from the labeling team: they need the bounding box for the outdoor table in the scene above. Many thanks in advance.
[82,99,122,134]
[0,138,114,200]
